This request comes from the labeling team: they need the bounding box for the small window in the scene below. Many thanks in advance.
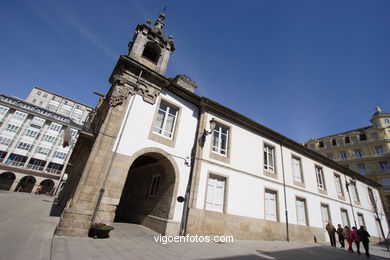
[359,133,367,141]
[375,146,384,155]
[340,209,350,227]
[370,132,379,140]
[358,163,366,175]
[264,145,275,173]
[148,175,160,197]
[318,141,324,148]
[351,136,358,144]
[379,161,389,172]
[43,93,48,98]
[340,151,348,160]
[321,204,331,227]
[344,136,350,143]
[350,183,360,202]
[37,90,41,96]
[292,156,303,183]
[357,213,365,227]
[212,124,229,156]
[265,189,278,221]
[331,139,337,146]
[315,166,325,190]
[152,101,178,139]
[334,174,344,197]
[32,99,36,104]
[142,42,161,64]
[384,119,390,124]
[353,149,362,158]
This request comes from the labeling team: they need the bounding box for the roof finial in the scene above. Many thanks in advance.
[154,13,165,31]
[375,106,382,113]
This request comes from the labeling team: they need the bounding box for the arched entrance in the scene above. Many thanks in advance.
[15,176,36,193]
[114,151,178,234]
[39,179,54,194]
[0,172,16,191]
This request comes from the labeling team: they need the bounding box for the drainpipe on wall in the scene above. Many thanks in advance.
[179,102,203,236]
[279,139,289,242]
[91,70,142,225]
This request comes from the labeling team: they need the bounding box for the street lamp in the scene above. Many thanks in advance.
[345,177,358,227]
[200,118,217,145]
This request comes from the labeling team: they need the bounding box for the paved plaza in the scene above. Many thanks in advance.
[1,191,389,260]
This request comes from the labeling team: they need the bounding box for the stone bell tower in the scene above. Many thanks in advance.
[54,13,176,237]
[128,13,175,75]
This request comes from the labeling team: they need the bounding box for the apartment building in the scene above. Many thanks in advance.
[26,87,93,125]
[304,107,390,223]
[0,94,82,194]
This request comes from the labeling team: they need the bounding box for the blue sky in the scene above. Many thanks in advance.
[0,0,389,143]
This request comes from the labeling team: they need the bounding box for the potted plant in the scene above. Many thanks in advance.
[88,223,114,239]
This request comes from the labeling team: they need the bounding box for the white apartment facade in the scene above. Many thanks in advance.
[0,94,82,194]
[26,87,93,125]
[56,13,388,243]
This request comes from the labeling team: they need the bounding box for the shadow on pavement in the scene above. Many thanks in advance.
[49,200,65,217]
[205,245,389,260]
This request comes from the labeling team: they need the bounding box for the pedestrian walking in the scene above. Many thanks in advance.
[337,224,345,248]
[326,221,337,247]
[350,226,361,255]
[344,226,353,253]
[358,226,370,258]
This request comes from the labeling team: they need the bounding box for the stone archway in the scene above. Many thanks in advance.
[114,149,179,234]
[39,179,55,194]
[0,172,16,191]
[15,176,36,193]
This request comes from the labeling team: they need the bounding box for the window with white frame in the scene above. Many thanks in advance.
[264,145,275,172]
[49,123,62,132]
[292,156,303,183]
[0,105,9,121]
[30,117,45,129]
[152,101,178,139]
[37,147,50,155]
[5,124,20,133]
[350,183,360,202]
[54,151,67,159]
[296,198,307,225]
[0,136,12,146]
[340,209,350,227]
[43,135,56,143]
[316,166,326,190]
[334,174,343,196]
[17,142,32,151]
[211,123,229,156]
[12,111,27,121]
[357,213,365,227]
[265,189,277,221]
[24,129,38,138]
[148,175,160,197]
[205,175,225,213]
[321,204,330,227]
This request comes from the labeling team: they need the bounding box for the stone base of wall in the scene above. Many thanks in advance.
[55,209,92,237]
[186,208,325,243]
[127,213,180,235]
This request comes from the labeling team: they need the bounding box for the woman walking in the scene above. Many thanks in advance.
[344,226,353,253]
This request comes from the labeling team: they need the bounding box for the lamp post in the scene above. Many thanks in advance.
[345,178,358,227]
[200,118,217,146]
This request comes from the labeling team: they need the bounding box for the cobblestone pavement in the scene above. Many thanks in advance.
[53,223,390,260]
[1,191,389,260]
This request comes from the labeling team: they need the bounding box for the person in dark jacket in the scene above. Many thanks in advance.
[326,221,337,247]
[337,224,345,248]
[358,226,371,258]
